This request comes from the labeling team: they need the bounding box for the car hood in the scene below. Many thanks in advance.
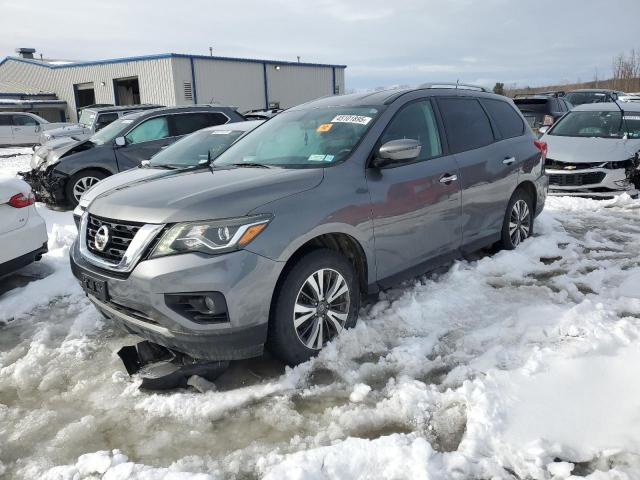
[542,135,640,163]
[79,167,178,206]
[32,138,94,170]
[88,166,324,224]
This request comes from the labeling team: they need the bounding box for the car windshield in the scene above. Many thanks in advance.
[213,106,381,168]
[548,110,640,139]
[78,110,96,127]
[88,114,142,145]
[565,92,609,106]
[150,128,246,167]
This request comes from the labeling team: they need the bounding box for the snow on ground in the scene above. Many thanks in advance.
[1,147,640,479]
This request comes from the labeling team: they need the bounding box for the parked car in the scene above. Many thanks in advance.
[22,105,245,206]
[513,94,573,135]
[540,102,640,198]
[70,85,548,367]
[72,120,263,226]
[0,112,70,147]
[618,94,640,103]
[564,89,625,106]
[39,104,163,145]
[0,176,48,277]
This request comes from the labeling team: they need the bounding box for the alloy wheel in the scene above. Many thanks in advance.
[293,268,351,350]
[72,176,101,202]
[509,199,531,246]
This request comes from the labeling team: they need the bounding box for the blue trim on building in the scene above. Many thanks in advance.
[262,62,269,109]
[112,79,120,106]
[0,53,347,70]
[189,57,198,104]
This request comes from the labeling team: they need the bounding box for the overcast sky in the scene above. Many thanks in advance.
[1,0,638,90]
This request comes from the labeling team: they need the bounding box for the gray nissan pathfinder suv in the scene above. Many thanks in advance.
[70,85,548,366]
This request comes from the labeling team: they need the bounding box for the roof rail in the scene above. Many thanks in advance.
[420,82,489,93]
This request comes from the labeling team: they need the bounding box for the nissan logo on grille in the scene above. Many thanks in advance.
[94,225,110,252]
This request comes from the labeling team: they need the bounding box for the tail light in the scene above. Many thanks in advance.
[543,115,555,126]
[8,192,35,208]
[533,140,548,165]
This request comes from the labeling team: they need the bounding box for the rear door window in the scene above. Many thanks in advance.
[437,98,495,153]
[0,115,11,126]
[481,99,525,139]
[172,112,230,137]
[125,116,170,144]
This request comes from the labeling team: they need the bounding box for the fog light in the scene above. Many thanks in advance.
[614,179,630,187]
[204,296,216,313]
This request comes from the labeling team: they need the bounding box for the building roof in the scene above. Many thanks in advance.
[0,79,55,96]
[0,53,347,70]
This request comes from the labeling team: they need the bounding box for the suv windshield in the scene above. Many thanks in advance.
[549,110,640,139]
[89,113,142,145]
[150,128,246,167]
[78,109,96,127]
[565,92,609,106]
[214,106,381,168]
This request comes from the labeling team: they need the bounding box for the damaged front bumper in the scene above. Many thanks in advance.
[20,167,68,205]
[546,166,639,199]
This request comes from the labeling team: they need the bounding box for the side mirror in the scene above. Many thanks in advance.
[538,126,550,135]
[372,139,421,168]
[114,136,126,147]
[35,125,41,133]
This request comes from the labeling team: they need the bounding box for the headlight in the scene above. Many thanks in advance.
[150,215,271,258]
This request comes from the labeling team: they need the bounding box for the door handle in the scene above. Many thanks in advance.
[503,157,516,165]
[439,174,458,184]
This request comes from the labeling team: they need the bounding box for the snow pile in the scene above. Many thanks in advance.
[0,148,32,178]
[1,141,639,480]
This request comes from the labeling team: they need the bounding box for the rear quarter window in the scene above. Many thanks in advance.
[481,99,525,139]
[437,97,495,153]
[172,112,229,136]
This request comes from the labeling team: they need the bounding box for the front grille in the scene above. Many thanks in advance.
[546,158,604,170]
[86,214,143,263]
[547,172,606,187]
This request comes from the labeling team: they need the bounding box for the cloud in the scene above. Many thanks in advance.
[0,0,638,90]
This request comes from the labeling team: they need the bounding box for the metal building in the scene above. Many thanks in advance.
[0,51,346,122]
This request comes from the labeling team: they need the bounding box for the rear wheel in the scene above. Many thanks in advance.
[268,249,360,366]
[65,169,108,207]
[498,189,533,250]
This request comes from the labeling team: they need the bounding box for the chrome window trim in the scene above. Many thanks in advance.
[79,213,165,272]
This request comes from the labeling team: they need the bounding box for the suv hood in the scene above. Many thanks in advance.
[79,167,179,206]
[88,166,324,223]
[543,135,640,163]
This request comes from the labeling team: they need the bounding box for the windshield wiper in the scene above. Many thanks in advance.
[229,162,271,169]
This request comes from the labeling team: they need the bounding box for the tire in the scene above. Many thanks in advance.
[268,249,360,366]
[65,169,108,207]
[498,188,534,250]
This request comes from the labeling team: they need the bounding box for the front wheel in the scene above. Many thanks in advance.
[65,169,108,207]
[268,249,360,366]
[498,189,533,250]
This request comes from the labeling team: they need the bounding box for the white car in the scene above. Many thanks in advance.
[0,176,48,277]
[0,112,70,147]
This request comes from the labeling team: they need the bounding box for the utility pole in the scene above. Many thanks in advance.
[297,56,301,63]
[209,46,213,57]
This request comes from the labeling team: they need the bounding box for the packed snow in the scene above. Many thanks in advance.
[0,146,639,479]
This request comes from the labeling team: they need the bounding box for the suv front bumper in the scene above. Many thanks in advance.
[70,239,284,360]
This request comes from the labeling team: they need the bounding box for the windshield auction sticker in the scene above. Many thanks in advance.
[331,115,372,125]
[316,123,333,133]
